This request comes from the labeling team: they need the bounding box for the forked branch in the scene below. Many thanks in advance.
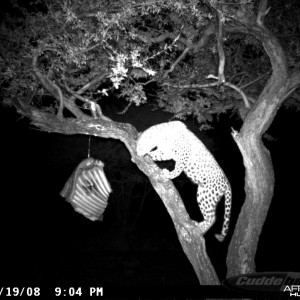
[32,49,64,119]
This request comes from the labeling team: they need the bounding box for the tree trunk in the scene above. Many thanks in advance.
[227,129,274,276]
[226,60,300,277]
[225,39,300,278]
[225,0,300,277]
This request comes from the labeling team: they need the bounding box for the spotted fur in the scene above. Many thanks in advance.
[136,121,232,241]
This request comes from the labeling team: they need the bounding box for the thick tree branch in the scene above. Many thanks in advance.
[27,108,138,156]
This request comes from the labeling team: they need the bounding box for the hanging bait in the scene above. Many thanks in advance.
[60,158,112,221]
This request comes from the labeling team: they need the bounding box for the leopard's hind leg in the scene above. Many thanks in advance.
[195,184,217,235]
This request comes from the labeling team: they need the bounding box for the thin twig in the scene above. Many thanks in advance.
[240,73,269,89]
[163,47,190,78]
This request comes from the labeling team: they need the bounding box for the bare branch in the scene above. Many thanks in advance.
[163,77,251,108]
[240,73,269,90]
[136,22,215,53]
[117,102,133,115]
[137,31,190,49]
[193,23,215,53]
[163,47,190,78]
[31,49,88,119]
[225,81,250,108]
[257,0,271,26]
[68,74,108,103]
[73,43,101,55]
[32,47,108,120]
[63,81,112,121]
[216,10,225,85]
[32,49,64,119]
[162,81,218,89]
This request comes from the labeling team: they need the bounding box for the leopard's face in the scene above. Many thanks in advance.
[136,122,183,157]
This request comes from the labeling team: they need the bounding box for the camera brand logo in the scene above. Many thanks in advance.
[223,272,300,296]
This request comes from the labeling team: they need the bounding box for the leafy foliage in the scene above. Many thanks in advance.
[0,0,299,125]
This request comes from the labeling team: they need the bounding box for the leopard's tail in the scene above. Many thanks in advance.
[215,183,232,242]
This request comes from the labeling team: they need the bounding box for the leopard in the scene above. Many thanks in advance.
[136,121,232,241]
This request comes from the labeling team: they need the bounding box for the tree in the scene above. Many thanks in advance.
[1,0,300,286]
